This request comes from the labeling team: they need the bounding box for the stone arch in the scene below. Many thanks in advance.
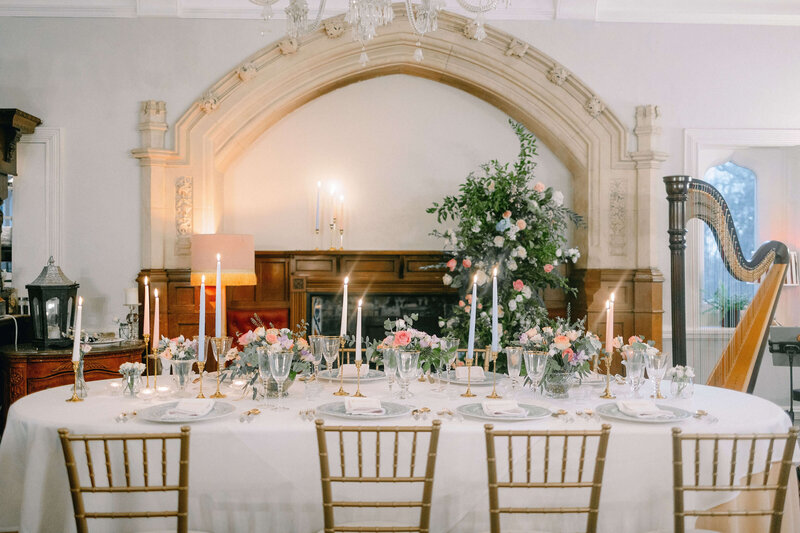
[133,6,664,273]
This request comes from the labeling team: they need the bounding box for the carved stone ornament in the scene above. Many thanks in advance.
[546,65,570,87]
[141,100,166,117]
[175,176,193,255]
[609,179,626,256]
[584,95,605,118]
[278,37,300,55]
[237,62,257,82]
[463,20,480,40]
[324,19,345,39]
[199,91,219,114]
[505,39,528,58]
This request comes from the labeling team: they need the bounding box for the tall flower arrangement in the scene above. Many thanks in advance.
[427,121,582,365]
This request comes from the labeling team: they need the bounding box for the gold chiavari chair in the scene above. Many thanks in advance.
[58,426,205,533]
[484,424,612,533]
[672,427,799,533]
[455,346,492,370]
[314,419,442,533]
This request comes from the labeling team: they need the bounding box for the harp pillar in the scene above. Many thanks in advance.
[664,175,691,366]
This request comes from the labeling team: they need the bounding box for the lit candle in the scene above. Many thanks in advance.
[139,388,155,401]
[491,267,498,353]
[467,275,478,360]
[339,276,349,337]
[198,275,206,362]
[315,181,321,232]
[153,289,160,351]
[143,276,150,337]
[71,296,83,362]
[605,292,615,353]
[355,299,363,362]
[215,253,222,336]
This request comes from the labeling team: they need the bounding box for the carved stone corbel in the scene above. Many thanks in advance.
[278,38,300,55]
[505,39,528,58]
[199,91,219,113]
[546,65,570,87]
[0,109,42,189]
[584,95,605,118]
[237,62,257,82]
[324,19,345,38]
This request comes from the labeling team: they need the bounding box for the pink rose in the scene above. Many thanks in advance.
[628,336,642,345]
[161,348,172,360]
[462,258,472,268]
[394,330,412,347]
[544,264,554,273]
[447,258,457,271]
[516,219,527,230]
[458,300,465,307]
[465,294,473,303]
[465,305,471,313]
[553,335,571,351]
[503,210,512,219]
[534,182,546,193]
[513,279,524,291]
[477,303,483,309]
[265,333,279,344]
[238,330,256,346]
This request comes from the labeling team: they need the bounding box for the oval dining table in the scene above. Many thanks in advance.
[0,373,798,533]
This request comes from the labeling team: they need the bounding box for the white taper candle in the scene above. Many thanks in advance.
[340,276,349,337]
[356,299,362,362]
[143,277,150,337]
[491,267,499,353]
[71,297,83,362]
[198,275,206,362]
[467,275,478,360]
[215,253,222,336]
[153,289,160,351]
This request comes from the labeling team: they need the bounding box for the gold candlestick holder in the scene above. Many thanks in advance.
[143,333,150,388]
[486,350,502,399]
[461,357,476,398]
[314,228,320,251]
[152,349,159,390]
[329,218,338,251]
[339,228,344,251]
[196,361,206,399]
[333,336,349,396]
[600,350,616,399]
[353,359,365,398]
[209,336,231,399]
[66,361,83,402]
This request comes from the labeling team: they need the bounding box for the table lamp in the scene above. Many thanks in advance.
[190,234,257,337]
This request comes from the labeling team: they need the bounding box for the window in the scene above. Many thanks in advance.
[702,162,757,315]
[1,175,12,280]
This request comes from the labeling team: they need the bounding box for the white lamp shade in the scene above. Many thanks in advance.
[190,233,257,286]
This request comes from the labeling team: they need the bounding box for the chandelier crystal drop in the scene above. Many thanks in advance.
[345,0,394,43]
[285,0,328,39]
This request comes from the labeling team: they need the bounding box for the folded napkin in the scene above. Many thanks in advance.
[161,399,215,421]
[340,364,359,378]
[344,397,385,416]
[616,400,674,420]
[455,366,485,381]
[482,400,527,417]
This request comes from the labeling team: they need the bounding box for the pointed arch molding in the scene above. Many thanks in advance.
[132,7,666,271]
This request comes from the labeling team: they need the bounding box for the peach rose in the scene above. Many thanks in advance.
[516,219,527,230]
[465,305,471,313]
[628,336,642,345]
[553,335,571,351]
[513,279,524,291]
[503,210,512,219]
[465,294,473,303]
[462,258,472,268]
[534,182,546,193]
[544,264,554,273]
[446,258,457,271]
[394,330,412,347]
[238,330,256,346]
[458,300,465,307]
[265,333,279,344]
[477,303,483,309]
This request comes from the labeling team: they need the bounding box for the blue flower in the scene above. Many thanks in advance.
[495,218,511,232]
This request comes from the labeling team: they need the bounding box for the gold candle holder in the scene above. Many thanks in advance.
[210,337,230,399]
[315,228,320,251]
[329,218,337,251]
[600,350,616,399]
[353,359,365,398]
[486,350,502,399]
[143,333,150,388]
[151,349,159,390]
[461,357,476,398]
[66,361,83,402]
[339,228,344,251]
[196,361,206,399]
[333,336,349,396]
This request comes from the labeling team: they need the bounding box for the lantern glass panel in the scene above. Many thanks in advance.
[32,297,41,338]
[67,296,73,333]
[46,297,60,339]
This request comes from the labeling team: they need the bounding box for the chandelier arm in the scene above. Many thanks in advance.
[404,0,434,36]
[455,0,497,14]
[307,0,328,32]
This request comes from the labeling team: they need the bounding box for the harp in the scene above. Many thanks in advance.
[665,175,789,393]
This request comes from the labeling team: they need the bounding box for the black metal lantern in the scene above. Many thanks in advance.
[26,256,79,348]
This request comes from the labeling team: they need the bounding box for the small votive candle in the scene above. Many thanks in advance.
[156,386,171,398]
[107,381,122,396]
[138,388,155,401]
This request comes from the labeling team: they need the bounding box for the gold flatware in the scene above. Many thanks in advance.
[239,408,261,423]
[115,411,137,423]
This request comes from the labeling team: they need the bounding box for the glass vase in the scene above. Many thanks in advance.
[264,376,294,398]
[76,357,88,399]
[543,369,572,399]
[122,373,142,398]
[670,376,694,399]
[170,358,197,395]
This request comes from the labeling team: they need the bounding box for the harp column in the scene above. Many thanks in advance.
[664,175,691,366]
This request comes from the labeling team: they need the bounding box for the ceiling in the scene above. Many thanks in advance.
[1,0,799,26]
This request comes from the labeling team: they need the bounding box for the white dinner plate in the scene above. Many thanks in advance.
[138,401,236,423]
[456,403,551,422]
[446,370,503,387]
[316,401,411,420]
[319,369,386,383]
[595,402,692,424]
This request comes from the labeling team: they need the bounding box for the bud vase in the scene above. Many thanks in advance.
[170,359,197,395]
[543,369,572,399]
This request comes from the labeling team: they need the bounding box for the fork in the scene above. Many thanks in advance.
[239,408,261,423]
[115,411,137,423]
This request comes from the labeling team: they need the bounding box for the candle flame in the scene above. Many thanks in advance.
[339,194,344,202]
[317,181,321,188]
[78,296,83,306]
[611,292,615,302]
[358,298,363,307]
[606,300,610,310]
[144,276,148,285]
[216,253,221,261]
[344,276,349,285]
[493,267,498,277]
[154,288,159,298]
[473,274,478,284]
[201,274,205,283]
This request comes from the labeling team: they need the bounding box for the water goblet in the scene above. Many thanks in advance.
[439,338,459,394]
[506,346,523,394]
[523,350,547,397]
[321,337,340,386]
[383,348,398,398]
[396,350,420,400]
[256,347,272,407]
[645,350,669,399]
[309,335,326,392]
[268,350,293,410]
[624,351,646,397]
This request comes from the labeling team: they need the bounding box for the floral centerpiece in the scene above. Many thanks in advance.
[157,335,198,360]
[378,314,457,374]
[618,335,658,359]
[667,365,695,398]
[427,121,583,372]
[223,316,312,399]
[119,362,146,397]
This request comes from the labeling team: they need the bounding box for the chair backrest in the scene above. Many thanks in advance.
[315,419,442,533]
[58,426,191,533]
[484,423,612,533]
[456,346,492,370]
[672,426,799,533]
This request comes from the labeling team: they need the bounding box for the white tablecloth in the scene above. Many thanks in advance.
[1,375,797,533]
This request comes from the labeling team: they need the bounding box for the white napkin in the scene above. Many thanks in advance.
[161,399,215,421]
[617,400,674,420]
[482,400,527,417]
[344,397,385,415]
[340,364,359,378]
[455,366,485,381]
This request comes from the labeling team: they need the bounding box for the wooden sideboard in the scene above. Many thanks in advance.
[0,341,145,435]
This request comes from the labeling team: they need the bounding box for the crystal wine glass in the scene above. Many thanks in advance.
[523,350,547,397]
[439,338,459,394]
[322,337,340,386]
[506,346,523,393]
[256,346,272,407]
[383,348,398,398]
[396,351,420,400]
[625,351,646,397]
[645,350,669,399]
[268,350,293,410]
[309,335,325,385]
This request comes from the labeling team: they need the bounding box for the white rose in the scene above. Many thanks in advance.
[515,295,523,303]
[553,191,564,206]
[516,246,527,259]
[646,346,659,357]
[556,248,562,257]
[442,274,453,286]
[396,319,406,329]
[475,270,489,286]
[511,248,518,258]
[438,320,445,328]
[471,224,481,233]
[566,330,580,341]
[507,258,518,271]
[522,286,532,298]
[508,300,517,311]
[685,367,695,378]
[493,235,505,247]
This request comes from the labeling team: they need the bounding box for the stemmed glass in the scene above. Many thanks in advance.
[645,350,669,399]
[624,351,646,397]
[523,350,547,397]
[268,350,293,410]
[256,347,272,407]
[383,348,398,398]
[396,351,420,400]
[506,346,523,394]
[439,338,459,394]
[309,336,325,387]
[321,337,340,386]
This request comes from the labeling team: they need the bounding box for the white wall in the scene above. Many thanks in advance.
[2,15,800,405]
